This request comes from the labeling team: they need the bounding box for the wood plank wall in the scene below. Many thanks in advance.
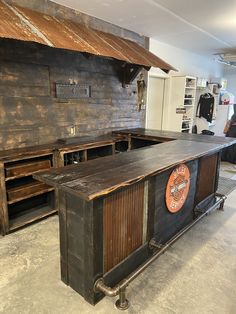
[0,0,147,150]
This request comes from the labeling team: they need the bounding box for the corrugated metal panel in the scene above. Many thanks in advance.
[0,1,46,44]
[0,0,176,72]
[103,182,145,272]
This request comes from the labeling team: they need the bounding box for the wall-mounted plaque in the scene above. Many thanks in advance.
[176,107,186,114]
[165,164,190,213]
[56,83,91,99]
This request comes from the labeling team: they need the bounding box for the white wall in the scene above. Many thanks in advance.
[222,65,236,126]
[149,39,223,79]
[147,38,224,133]
[223,65,236,96]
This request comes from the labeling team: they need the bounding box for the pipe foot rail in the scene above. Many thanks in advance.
[94,194,226,310]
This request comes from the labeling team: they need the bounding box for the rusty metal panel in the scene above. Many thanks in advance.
[0,1,46,44]
[0,0,176,72]
[14,5,134,63]
[103,182,145,272]
[122,37,175,69]
[64,20,131,62]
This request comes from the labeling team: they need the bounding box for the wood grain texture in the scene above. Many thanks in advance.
[7,181,54,204]
[0,162,8,234]
[195,153,219,204]
[63,193,103,304]
[114,128,236,147]
[58,190,68,285]
[103,182,144,272]
[0,37,145,150]
[147,177,156,242]
[0,143,55,163]
[5,159,51,179]
[35,139,223,201]
[0,61,50,97]
[0,149,55,235]
[0,134,120,163]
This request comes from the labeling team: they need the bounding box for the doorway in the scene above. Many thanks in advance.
[146,76,166,130]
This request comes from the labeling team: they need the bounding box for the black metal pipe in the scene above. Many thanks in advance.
[94,194,226,308]
[120,195,225,290]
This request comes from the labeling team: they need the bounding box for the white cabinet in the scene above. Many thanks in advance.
[162,76,196,133]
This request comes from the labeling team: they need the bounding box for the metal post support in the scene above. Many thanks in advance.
[115,287,130,310]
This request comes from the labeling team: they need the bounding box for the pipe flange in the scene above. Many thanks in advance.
[115,298,130,310]
[94,278,104,293]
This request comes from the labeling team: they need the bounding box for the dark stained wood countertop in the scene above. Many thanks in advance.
[0,143,58,163]
[56,134,120,152]
[113,128,236,147]
[34,139,225,201]
[0,134,121,162]
[1,128,234,163]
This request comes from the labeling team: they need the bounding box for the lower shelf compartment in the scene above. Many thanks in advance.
[9,204,57,231]
[8,191,56,232]
[130,138,161,149]
[7,180,54,204]
[87,145,113,160]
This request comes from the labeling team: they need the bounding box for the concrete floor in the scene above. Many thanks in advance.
[0,164,236,314]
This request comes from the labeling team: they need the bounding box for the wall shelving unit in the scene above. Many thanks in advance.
[163,76,197,133]
[0,149,56,234]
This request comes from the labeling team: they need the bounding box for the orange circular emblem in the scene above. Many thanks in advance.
[165,164,190,213]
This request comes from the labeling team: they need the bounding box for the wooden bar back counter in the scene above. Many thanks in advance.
[0,134,123,234]
[31,128,236,309]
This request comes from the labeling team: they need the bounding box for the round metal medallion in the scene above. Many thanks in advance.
[165,164,190,213]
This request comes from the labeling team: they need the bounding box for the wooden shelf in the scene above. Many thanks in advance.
[162,76,196,133]
[185,86,196,90]
[9,205,57,231]
[7,181,54,204]
[5,159,51,181]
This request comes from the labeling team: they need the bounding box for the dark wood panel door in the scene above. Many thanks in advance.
[103,182,145,272]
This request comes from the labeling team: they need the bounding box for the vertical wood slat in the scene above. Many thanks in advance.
[58,189,68,284]
[0,162,9,235]
[103,182,145,272]
[195,153,218,204]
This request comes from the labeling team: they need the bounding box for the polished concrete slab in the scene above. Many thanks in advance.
[0,166,236,314]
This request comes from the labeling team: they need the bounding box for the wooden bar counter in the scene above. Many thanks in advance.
[34,129,236,308]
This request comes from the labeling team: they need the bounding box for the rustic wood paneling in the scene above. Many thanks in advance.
[195,153,219,204]
[64,193,103,304]
[0,162,8,235]
[0,61,50,97]
[0,39,146,149]
[0,0,147,150]
[103,182,145,272]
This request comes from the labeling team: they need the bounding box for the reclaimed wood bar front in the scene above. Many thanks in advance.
[34,129,236,309]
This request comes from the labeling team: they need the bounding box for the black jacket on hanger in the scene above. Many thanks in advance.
[196,93,215,123]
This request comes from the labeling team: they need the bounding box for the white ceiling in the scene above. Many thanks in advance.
[52,0,236,55]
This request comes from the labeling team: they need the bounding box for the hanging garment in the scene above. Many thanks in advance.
[196,93,215,123]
